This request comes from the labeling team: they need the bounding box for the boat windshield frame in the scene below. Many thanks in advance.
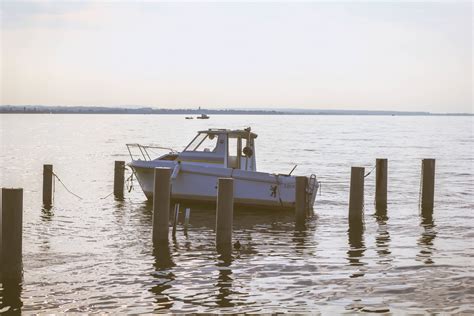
[183,132,218,152]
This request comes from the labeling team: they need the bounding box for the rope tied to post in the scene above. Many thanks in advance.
[100,166,134,199]
[52,171,83,200]
[100,191,114,200]
[364,165,376,178]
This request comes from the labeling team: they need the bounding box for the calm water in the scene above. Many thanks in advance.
[1,114,473,314]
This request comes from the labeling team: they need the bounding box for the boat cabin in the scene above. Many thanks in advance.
[178,128,257,171]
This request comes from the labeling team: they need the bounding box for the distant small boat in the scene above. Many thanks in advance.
[196,114,210,119]
[185,116,193,119]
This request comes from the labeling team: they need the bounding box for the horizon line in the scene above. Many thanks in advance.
[1,105,472,116]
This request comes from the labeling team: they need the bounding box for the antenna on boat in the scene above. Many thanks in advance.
[289,164,298,175]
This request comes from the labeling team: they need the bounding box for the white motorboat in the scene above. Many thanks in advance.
[127,128,319,211]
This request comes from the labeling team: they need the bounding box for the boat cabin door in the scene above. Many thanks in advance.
[227,135,255,171]
[227,136,242,169]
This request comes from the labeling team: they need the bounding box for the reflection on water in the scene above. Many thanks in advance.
[137,201,154,226]
[292,229,307,256]
[0,279,22,314]
[347,217,366,277]
[39,206,54,253]
[294,220,306,232]
[416,212,437,265]
[374,211,392,265]
[40,206,54,222]
[215,247,234,308]
[150,243,175,311]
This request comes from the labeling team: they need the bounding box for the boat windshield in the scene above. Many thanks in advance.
[184,133,218,152]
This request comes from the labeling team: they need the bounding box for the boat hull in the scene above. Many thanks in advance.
[129,160,318,211]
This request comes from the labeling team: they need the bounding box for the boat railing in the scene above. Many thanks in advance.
[126,143,177,161]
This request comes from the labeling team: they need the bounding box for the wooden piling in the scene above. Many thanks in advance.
[152,167,171,244]
[295,176,308,224]
[172,203,179,237]
[42,164,53,206]
[375,159,388,212]
[421,159,435,213]
[114,161,125,198]
[1,188,23,280]
[184,208,191,230]
[349,167,365,221]
[216,178,234,248]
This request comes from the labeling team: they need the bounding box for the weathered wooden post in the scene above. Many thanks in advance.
[184,208,191,230]
[172,203,179,237]
[42,164,53,206]
[1,188,23,280]
[152,167,171,244]
[114,161,125,198]
[216,178,234,248]
[349,167,365,221]
[420,159,435,214]
[375,159,388,212]
[1,278,23,313]
[295,176,308,224]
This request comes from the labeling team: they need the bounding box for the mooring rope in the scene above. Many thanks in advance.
[364,165,376,178]
[100,191,114,200]
[100,167,134,199]
[49,166,137,201]
[52,171,83,200]
[126,172,134,193]
[318,180,347,184]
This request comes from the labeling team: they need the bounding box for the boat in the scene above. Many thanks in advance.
[196,114,210,119]
[127,128,319,211]
[185,116,194,119]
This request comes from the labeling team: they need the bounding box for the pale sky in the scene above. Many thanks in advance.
[1,1,472,113]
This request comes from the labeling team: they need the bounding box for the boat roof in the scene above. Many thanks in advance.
[198,128,258,138]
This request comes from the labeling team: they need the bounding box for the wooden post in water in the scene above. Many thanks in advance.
[42,164,53,206]
[421,159,435,214]
[184,208,191,230]
[1,188,23,280]
[172,203,179,237]
[349,167,365,221]
[295,176,308,224]
[375,159,388,213]
[152,167,171,244]
[114,161,125,198]
[216,178,234,248]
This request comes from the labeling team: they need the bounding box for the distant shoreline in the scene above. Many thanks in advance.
[0,105,472,116]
